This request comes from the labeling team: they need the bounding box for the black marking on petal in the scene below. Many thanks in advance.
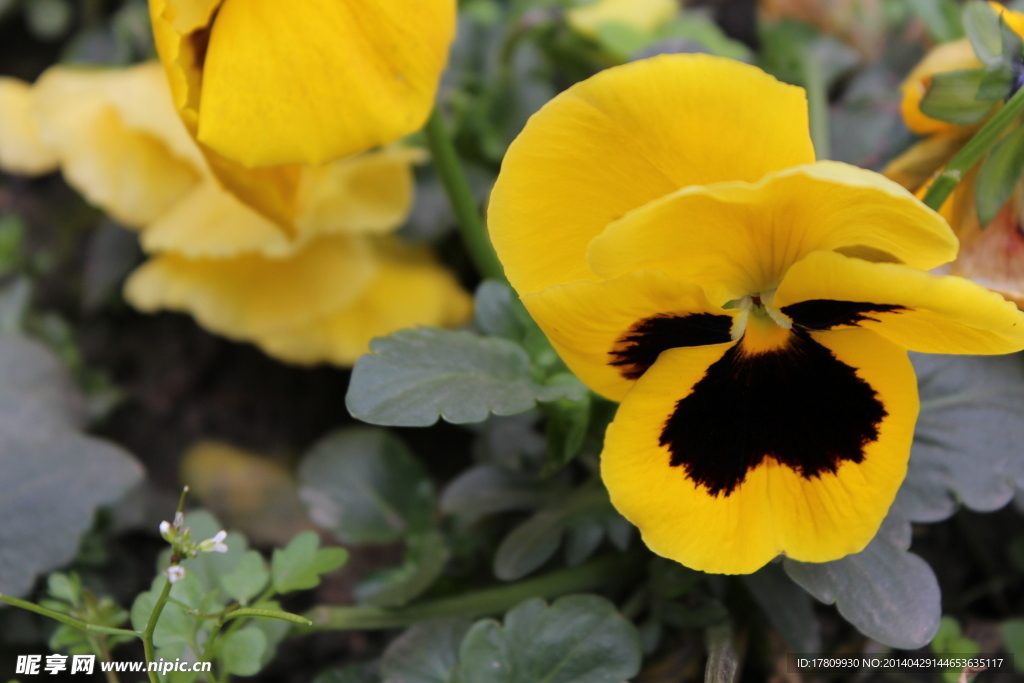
[661,329,887,497]
[610,313,734,380]
[782,300,906,331]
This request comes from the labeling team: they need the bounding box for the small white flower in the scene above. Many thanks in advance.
[166,566,186,584]
[159,521,175,542]
[197,530,229,554]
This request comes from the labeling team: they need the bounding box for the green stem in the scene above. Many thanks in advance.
[143,578,174,683]
[923,86,1024,211]
[0,594,138,638]
[801,46,829,161]
[300,554,638,632]
[423,108,507,283]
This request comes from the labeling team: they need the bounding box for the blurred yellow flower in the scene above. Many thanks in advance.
[0,63,470,366]
[568,0,678,37]
[489,54,1024,574]
[885,4,1024,307]
[145,0,455,230]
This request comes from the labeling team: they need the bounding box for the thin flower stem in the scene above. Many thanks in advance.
[0,594,138,638]
[300,554,639,632]
[801,47,830,161]
[922,86,1024,211]
[423,108,508,283]
[143,578,174,683]
[222,608,311,625]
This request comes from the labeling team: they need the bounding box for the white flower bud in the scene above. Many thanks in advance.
[197,530,229,554]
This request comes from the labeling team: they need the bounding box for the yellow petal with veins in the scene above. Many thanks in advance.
[197,0,456,167]
[775,250,1024,355]
[588,161,957,305]
[488,54,816,295]
[521,269,735,402]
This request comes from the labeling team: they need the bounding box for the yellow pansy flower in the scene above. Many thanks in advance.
[0,62,470,366]
[488,54,1024,574]
[885,4,1024,307]
[145,0,455,229]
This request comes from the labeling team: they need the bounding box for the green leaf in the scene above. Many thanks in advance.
[976,122,1024,227]
[964,0,1003,65]
[355,531,450,608]
[440,465,554,524]
[381,618,471,683]
[975,62,1015,102]
[221,551,270,605]
[219,626,267,677]
[451,595,642,683]
[1001,619,1024,671]
[475,280,528,341]
[271,531,348,594]
[46,573,81,605]
[652,15,752,62]
[785,510,940,649]
[346,328,583,427]
[932,617,981,682]
[907,0,965,42]
[494,487,611,581]
[741,563,821,653]
[540,383,591,477]
[0,335,143,598]
[919,69,996,124]
[298,428,434,544]
[901,353,1024,521]
[130,575,204,649]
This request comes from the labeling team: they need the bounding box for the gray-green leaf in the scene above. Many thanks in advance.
[220,627,267,677]
[271,531,348,594]
[221,551,270,605]
[298,428,434,545]
[784,510,940,649]
[381,618,471,683]
[919,69,995,124]
[451,595,642,683]
[346,328,582,427]
[976,123,1024,227]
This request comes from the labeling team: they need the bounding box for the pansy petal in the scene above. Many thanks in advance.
[197,0,456,167]
[488,53,815,295]
[124,235,375,337]
[587,161,957,305]
[603,327,917,574]
[256,243,472,366]
[775,250,1024,354]
[32,66,201,227]
[521,270,734,402]
[296,147,424,239]
[0,78,59,175]
[140,182,293,259]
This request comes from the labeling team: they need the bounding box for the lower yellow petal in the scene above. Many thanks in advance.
[197,0,455,166]
[775,250,1024,355]
[124,234,375,338]
[0,78,59,175]
[602,327,917,574]
[521,269,734,402]
[256,243,471,366]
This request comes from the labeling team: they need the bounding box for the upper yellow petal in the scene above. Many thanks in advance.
[488,54,816,295]
[774,250,1024,355]
[587,161,958,305]
[197,0,456,167]
[32,64,201,228]
[0,78,59,176]
[602,327,917,574]
[124,234,376,338]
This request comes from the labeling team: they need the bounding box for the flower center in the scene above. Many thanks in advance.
[728,290,793,350]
